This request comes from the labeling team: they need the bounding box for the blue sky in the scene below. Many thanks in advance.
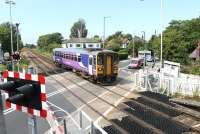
[0,0,199,44]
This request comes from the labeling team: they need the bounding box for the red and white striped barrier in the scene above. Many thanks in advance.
[2,70,47,118]
[46,106,64,134]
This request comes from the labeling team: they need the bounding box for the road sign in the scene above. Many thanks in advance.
[0,70,47,118]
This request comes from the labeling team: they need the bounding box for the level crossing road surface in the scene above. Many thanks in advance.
[1,60,134,134]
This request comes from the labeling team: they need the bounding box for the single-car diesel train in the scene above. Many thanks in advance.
[53,48,119,83]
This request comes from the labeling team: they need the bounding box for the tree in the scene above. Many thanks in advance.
[37,32,63,50]
[93,35,101,42]
[0,22,23,53]
[149,18,200,64]
[70,19,88,38]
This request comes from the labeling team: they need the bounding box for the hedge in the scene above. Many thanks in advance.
[118,52,128,60]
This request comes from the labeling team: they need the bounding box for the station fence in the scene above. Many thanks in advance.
[133,69,200,97]
[45,109,107,134]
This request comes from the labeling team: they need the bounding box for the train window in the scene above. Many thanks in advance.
[59,52,61,57]
[66,54,69,59]
[97,55,103,65]
[60,52,63,57]
[113,54,119,64]
[89,57,92,65]
[93,57,96,64]
[78,56,81,62]
[74,55,77,61]
[69,55,73,60]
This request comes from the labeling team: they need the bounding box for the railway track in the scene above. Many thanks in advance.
[24,49,200,134]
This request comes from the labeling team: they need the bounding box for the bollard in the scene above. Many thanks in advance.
[63,119,67,134]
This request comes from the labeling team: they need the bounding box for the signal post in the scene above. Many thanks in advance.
[0,70,47,134]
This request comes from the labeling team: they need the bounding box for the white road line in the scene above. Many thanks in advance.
[193,123,200,128]
[95,87,135,124]
[3,80,87,115]
[47,101,81,129]
[67,86,117,117]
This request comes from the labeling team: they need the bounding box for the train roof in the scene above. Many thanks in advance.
[53,48,116,55]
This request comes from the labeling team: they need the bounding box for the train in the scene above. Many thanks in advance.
[52,48,119,83]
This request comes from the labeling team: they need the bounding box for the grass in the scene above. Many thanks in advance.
[172,91,200,101]
[33,48,52,58]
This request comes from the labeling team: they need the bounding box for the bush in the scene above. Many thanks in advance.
[118,48,129,53]
[118,52,128,60]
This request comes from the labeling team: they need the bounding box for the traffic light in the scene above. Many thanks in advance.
[12,52,20,61]
[0,71,47,118]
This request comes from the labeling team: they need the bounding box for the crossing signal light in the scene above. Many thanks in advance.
[0,71,47,118]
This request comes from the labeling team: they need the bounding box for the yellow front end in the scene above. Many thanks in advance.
[96,53,118,83]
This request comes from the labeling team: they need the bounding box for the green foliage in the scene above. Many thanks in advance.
[20,56,30,66]
[149,18,200,64]
[93,35,101,42]
[37,32,63,50]
[118,48,128,53]
[107,43,121,52]
[118,52,128,60]
[37,32,63,47]
[46,43,61,52]
[0,22,23,53]
[70,18,88,38]
[25,43,36,49]
[127,39,144,56]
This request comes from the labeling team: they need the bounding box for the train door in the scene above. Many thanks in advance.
[106,55,112,75]
[88,55,93,75]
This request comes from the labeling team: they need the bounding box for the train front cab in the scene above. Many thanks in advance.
[96,52,118,83]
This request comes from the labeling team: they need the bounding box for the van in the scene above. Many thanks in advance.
[128,58,144,69]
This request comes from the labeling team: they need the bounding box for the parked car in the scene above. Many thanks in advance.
[128,58,144,69]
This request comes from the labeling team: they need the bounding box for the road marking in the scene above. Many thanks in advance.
[47,101,81,129]
[193,123,200,128]
[66,86,117,118]
[95,86,135,124]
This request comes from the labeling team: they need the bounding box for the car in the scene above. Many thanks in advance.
[128,58,144,69]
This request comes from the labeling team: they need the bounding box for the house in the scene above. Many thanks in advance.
[61,38,102,49]
[120,39,129,48]
[189,41,200,60]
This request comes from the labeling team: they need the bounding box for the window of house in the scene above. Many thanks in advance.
[88,44,93,47]
[76,44,81,47]
[83,44,86,48]
[70,44,72,47]
[96,44,99,48]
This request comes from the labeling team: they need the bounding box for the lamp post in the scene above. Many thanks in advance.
[132,33,135,58]
[16,23,20,52]
[160,0,163,67]
[141,31,146,50]
[5,0,15,54]
[141,31,146,66]
[103,16,111,48]
[5,0,15,71]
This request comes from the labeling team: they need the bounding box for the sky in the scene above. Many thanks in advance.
[0,0,199,44]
